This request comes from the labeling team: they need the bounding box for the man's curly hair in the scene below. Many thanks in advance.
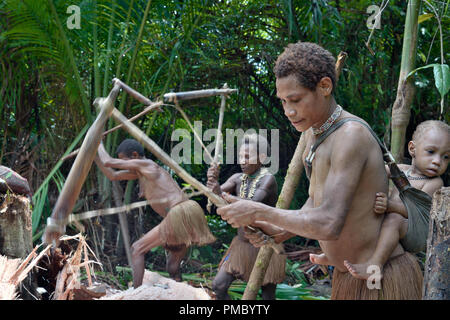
[274,42,336,93]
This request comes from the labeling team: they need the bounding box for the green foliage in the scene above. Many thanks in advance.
[1,0,448,295]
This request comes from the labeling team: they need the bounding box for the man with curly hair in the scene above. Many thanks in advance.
[217,42,423,300]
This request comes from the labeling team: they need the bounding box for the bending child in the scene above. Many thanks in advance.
[95,139,215,287]
[207,133,285,300]
[311,120,450,280]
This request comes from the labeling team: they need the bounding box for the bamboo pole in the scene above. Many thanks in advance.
[390,0,420,163]
[242,51,348,300]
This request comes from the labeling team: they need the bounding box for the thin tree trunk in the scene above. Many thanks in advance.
[242,52,348,300]
[390,0,420,162]
[423,187,449,300]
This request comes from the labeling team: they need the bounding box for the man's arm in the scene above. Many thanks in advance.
[219,123,371,241]
[95,143,139,181]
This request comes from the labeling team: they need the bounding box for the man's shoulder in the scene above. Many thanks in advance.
[332,116,380,149]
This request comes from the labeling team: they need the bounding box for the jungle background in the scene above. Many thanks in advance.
[0,0,448,299]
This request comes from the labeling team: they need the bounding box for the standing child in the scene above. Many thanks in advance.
[207,133,285,300]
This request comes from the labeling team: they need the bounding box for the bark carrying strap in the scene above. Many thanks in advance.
[304,118,409,192]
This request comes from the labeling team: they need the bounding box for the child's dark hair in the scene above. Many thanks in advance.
[274,42,336,93]
[116,139,145,157]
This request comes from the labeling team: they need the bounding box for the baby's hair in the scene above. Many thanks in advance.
[116,138,145,157]
[412,120,450,142]
[241,133,271,157]
[274,41,336,93]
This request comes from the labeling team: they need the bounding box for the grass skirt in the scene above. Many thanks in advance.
[331,252,423,300]
[219,236,286,285]
[159,200,216,249]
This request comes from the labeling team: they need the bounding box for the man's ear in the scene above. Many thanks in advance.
[317,77,333,97]
[408,141,416,158]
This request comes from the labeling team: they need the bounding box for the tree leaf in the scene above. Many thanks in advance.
[418,13,433,24]
[433,64,450,98]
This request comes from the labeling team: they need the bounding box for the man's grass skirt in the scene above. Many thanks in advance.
[331,252,423,300]
[159,200,216,249]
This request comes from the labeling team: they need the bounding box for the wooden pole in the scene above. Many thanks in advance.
[43,83,120,242]
[423,187,449,300]
[163,88,237,102]
[214,86,227,164]
[242,51,348,300]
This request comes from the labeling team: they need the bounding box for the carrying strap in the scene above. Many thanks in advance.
[304,118,402,185]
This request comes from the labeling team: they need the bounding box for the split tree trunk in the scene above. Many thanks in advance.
[0,194,34,299]
[390,0,420,163]
[0,194,32,259]
[423,187,449,300]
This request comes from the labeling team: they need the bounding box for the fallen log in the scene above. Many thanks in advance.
[101,270,211,300]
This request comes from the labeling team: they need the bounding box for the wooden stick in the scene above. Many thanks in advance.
[68,200,151,222]
[163,88,237,102]
[214,84,228,164]
[112,78,153,106]
[61,102,163,162]
[242,51,348,300]
[45,83,120,231]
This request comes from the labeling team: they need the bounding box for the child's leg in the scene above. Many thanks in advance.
[131,225,164,288]
[166,245,188,282]
[212,267,236,300]
[344,213,407,280]
[261,283,277,300]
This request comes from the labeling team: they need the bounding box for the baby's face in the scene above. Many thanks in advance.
[411,129,450,177]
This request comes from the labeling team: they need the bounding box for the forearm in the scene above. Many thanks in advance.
[255,205,339,241]
[252,221,295,243]
[387,198,408,218]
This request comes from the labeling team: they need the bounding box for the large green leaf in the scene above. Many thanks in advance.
[433,64,450,98]
[407,63,450,98]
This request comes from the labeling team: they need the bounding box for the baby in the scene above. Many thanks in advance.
[311,120,450,280]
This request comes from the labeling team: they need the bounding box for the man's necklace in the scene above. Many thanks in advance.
[240,167,269,199]
[405,167,432,180]
[312,105,343,136]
